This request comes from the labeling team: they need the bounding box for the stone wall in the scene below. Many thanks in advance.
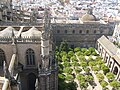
[52,23,114,48]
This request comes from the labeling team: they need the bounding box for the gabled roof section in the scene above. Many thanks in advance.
[0,26,18,37]
[22,26,41,37]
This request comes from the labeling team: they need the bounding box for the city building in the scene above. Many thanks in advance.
[0,0,120,90]
[52,9,114,48]
[97,35,120,81]
[0,0,13,21]
[0,10,58,90]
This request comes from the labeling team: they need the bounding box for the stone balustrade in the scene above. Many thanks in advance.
[0,22,43,26]
[0,36,41,43]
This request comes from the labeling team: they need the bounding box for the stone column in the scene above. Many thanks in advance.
[41,31,50,71]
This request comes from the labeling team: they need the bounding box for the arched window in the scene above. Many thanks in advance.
[86,30,89,34]
[105,56,108,63]
[65,30,67,34]
[113,66,118,75]
[109,61,112,68]
[72,30,75,34]
[57,30,60,33]
[0,49,6,69]
[79,30,82,34]
[94,30,96,34]
[26,48,35,66]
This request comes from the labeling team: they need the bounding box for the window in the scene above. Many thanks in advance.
[72,30,75,34]
[0,49,6,69]
[113,66,118,75]
[100,30,103,34]
[109,61,112,68]
[94,30,96,34]
[79,30,82,34]
[26,48,35,66]
[65,30,67,34]
[57,30,60,33]
[86,30,89,34]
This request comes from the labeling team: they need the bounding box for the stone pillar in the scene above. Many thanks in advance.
[38,74,50,90]
[41,31,50,70]
[12,41,18,71]
[55,72,58,90]
[46,76,49,90]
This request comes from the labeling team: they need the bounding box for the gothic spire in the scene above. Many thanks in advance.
[44,7,51,32]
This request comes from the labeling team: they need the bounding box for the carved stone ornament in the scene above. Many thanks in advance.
[42,32,49,39]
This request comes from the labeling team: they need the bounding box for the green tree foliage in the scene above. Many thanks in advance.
[65,74,74,81]
[71,61,80,68]
[78,55,86,61]
[56,55,62,62]
[68,48,73,51]
[59,41,68,52]
[106,72,115,82]
[96,56,103,60]
[85,75,94,82]
[80,61,88,68]
[66,81,78,90]
[96,60,104,66]
[58,80,67,90]
[70,56,77,62]
[88,47,98,56]
[92,66,99,72]
[88,47,95,53]
[100,80,108,88]
[68,51,74,58]
[60,51,67,57]
[101,64,109,75]
[81,48,87,53]
[83,67,90,74]
[88,56,94,61]
[75,67,82,74]
[76,74,85,82]
[55,46,59,51]
[84,50,91,56]
[58,74,65,81]
[76,51,83,56]
[92,51,98,56]
[110,80,120,90]
[62,55,68,62]
[74,47,81,52]
[80,81,88,90]
[96,73,104,82]
[63,67,73,74]
[63,61,71,67]
[58,63,63,73]
[89,61,96,67]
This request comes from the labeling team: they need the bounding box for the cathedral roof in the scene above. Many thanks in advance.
[22,26,41,37]
[0,26,18,37]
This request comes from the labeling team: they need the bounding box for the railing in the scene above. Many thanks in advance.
[0,22,43,26]
[0,36,41,43]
